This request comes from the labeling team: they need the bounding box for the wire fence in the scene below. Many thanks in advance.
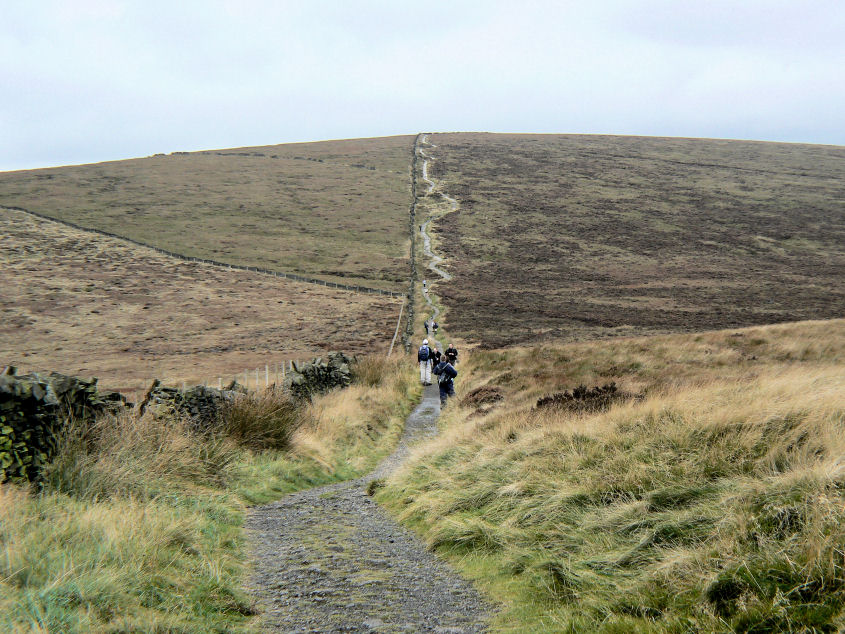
[2,205,404,297]
[123,359,310,404]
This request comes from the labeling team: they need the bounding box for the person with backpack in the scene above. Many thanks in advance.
[418,339,432,385]
[432,356,457,407]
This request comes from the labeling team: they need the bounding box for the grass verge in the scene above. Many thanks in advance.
[1,354,419,632]
[377,319,845,632]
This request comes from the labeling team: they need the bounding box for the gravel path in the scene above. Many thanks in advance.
[245,136,491,633]
[246,384,491,632]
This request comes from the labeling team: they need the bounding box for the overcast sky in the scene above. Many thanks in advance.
[2,0,844,171]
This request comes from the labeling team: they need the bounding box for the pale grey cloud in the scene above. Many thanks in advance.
[1,0,843,171]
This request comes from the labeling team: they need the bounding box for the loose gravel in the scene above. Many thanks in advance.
[246,385,492,633]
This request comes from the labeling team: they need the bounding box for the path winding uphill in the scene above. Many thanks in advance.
[245,136,490,632]
[419,135,458,286]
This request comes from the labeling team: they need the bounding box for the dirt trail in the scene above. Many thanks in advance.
[245,136,491,632]
[419,135,458,288]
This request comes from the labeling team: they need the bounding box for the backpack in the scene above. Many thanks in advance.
[438,370,451,386]
[418,345,430,361]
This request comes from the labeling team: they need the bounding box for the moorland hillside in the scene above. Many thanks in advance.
[0,135,415,291]
[0,208,402,393]
[426,133,845,347]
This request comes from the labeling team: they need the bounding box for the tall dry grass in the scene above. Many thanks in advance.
[379,319,845,632]
[4,351,420,631]
[42,409,239,500]
[292,354,416,473]
[221,389,304,451]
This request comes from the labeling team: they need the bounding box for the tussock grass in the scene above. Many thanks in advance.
[293,355,416,475]
[221,390,304,451]
[352,354,393,387]
[378,319,845,632]
[1,484,251,632]
[43,410,240,500]
[3,357,419,631]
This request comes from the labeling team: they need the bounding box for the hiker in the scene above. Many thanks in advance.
[429,346,441,364]
[445,343,458,365]
[423,279,427,293]
[432,321,439,334]
[424,320,430,335]
[432,356,457,407]
[418,339,432,385]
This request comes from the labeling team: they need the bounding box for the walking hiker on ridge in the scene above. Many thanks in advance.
[431,346,442,365]
[418,339,432,385]
[445,343,458,365]
[432,356,457,407]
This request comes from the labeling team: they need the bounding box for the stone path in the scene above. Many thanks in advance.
[246,383,491,632]
[245,135,491,633]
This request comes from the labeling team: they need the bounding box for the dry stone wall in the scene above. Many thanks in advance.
[286,352,354,402]
[0,367,126,483]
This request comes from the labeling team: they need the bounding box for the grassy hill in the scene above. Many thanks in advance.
[377,319,845,631]
[425,133,845,347]
[0,135,415,291]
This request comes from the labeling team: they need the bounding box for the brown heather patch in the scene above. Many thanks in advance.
[0,208,402,393]
[460,385,504,408]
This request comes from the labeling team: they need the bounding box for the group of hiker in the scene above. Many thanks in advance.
[417,338,458,407]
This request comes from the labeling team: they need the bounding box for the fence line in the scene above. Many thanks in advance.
[387,299,406,358]
[2,205,404,298]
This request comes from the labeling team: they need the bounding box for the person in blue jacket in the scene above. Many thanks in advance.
[432,357,457,407]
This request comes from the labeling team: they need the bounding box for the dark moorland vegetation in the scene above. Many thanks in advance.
[427,133,845,347]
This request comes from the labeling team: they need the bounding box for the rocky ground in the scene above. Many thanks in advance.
[246,384,492,633]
